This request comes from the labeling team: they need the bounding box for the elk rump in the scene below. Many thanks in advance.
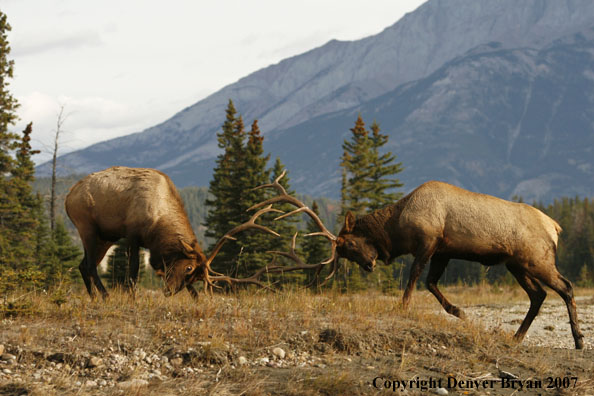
[336,180,584,349]
[65,166,206,298]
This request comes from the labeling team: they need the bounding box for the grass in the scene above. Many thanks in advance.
[0,284,593,395]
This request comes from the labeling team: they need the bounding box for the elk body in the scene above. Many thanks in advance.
[335,181,584,349]
[65,166,208,298]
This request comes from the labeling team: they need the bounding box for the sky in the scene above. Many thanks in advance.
[1,0,426,164]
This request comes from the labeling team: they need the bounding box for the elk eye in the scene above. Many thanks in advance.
[185,265,193,273]
[347,240,356,248]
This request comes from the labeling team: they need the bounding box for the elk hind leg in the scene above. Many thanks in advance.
[506,262,546,343]
[426,257,465,319]
[83,238,111,299]
[535,268,584,349]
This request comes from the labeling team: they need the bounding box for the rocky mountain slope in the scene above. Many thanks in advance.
[37,0,594,201]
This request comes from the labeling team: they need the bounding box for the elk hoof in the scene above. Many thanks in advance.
[451,306,466,320]
[575,336,584,350]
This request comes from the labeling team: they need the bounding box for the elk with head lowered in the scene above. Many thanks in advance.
[65,166,281,299]
[249,175,584,349]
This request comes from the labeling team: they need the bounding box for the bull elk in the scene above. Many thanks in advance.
[65,166,281,299]
[247,175,584,349]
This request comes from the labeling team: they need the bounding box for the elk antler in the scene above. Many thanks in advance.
[197,205,283,291]
[192,170,339,292]
[248,170,339,286]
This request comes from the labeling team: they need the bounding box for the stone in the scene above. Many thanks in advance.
[85,380,97,387]
[118,379,149,389]
[238,356,248,366]
[87,356,103,368]
[170,357,183,367]
[434,388,448,395]
[0,345,4,356]
[272,347,286,360]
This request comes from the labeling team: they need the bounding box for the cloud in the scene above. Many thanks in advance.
[15,92,157,164]
[11,29,103,57]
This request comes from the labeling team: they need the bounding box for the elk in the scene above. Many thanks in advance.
[247,175,584,349]
[65,166,280,299]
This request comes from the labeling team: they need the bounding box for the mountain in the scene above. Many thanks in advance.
[267,32,594,201]
[37,0,594,201]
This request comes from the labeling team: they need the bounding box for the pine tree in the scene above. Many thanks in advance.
[340,114,373,216]
[0,11,20,269]
[367,121,404,211]
[301,201,330,286]
[104,241,130,289]
[234,120,272,276]
[2,123,41,270]
[266,158,302,286]
[205,102,277,279]
[205,100,247,272]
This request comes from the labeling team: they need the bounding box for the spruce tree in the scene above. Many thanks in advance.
[367,121,404,211]
[340,114,373,216]
[266,158,302,285]
[234,120,272,276]
[205,100,246,272]
[0,11,20,269]
[301,201,330,285]
[104,241,130,289]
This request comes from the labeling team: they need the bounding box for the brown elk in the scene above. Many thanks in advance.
[249,175,584,349]
[65,166,280,298]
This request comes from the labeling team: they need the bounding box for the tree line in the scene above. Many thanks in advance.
[1,9,592,295]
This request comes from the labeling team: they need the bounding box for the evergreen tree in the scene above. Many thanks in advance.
[302,201,331,285]
[38,217,82,288]
[205,100,247,272]
[205,102,277,279]
[1,123,41,270]
[104,241,130,289]
[234,120,272,276]
[0,11,19,176]
[367,121,404,211]
[266,158,302,285]
[0,11,20,269]
[340,114,373,216]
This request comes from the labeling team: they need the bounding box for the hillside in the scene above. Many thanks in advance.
[267,31,594,200]
[36,0,594,201]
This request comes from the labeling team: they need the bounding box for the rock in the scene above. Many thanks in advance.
[0,345,4,356]
[98,379,107,387]
[434,388,448,395]
[2,368,12,374]
[161,356,169,364]
[118,379,149,389]
[238,356,248,366]
[85,380,97,387]
[87,356,103,368]
[170,357,183,367]
[1,353,16,362]
[259,357,269,366]
[272,347,286,360]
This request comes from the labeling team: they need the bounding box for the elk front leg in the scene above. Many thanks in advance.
[127,240,140,293]
[426,257,465,319]
[402,240,438,309]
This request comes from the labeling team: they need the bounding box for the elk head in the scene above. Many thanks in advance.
[336,211,378,272]
[157,239,207,296]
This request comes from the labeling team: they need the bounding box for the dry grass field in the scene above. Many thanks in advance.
[1,285,593,395]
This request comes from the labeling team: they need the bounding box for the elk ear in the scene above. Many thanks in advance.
[344,211,355,233]
[180,239,195,256]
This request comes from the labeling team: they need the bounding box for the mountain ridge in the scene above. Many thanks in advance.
[37,0,594,202]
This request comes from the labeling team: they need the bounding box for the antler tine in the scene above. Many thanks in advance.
[203,204,282,271]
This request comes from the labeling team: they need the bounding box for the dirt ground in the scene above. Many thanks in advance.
[0,287,593,396]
